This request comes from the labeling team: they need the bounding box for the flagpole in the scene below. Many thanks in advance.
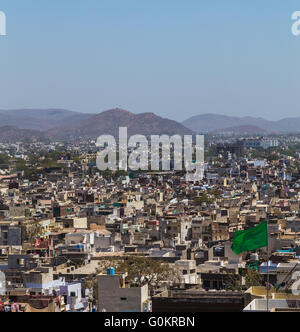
[267,243,270,312]
[266,221,270,312]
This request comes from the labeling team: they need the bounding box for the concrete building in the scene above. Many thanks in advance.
[0,222,22,246]
[244,299,300,312]
[175,260,198,284]
[59,282,85,312]
[22,267,65,295]
[152,289,251,312]
[97,271,149,312]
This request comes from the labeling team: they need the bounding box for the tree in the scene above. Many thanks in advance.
[25,223,44,244]
[244,269,265,289]
[112,256,174,287]
[224,269,264,291]
[0,154,10,165]
[102,170,113,181]
[194,194,214,206]
[224,271,242,291]
[83,256,175,307]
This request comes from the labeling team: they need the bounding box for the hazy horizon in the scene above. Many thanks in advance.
[2,107,300,123]
[0,0,299,122]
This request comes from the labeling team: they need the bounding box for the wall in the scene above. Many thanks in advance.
[98,274,148,312]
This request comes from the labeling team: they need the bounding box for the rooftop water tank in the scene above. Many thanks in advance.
[107,267,115,276]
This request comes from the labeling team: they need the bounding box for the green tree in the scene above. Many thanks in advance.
[83,256,175,307]
[0,154,10,165]
[113,256,173,287]
[244,269,265,289]
[194,194,214,205]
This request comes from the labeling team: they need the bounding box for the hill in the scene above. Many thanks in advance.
[0,109,93,131]
[46,108,194,138]
[0,126,45,142]
[182,113,300,133]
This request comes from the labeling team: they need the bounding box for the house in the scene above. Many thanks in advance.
[98,269,149,312]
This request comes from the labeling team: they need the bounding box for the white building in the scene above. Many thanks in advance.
[175,260,198,284]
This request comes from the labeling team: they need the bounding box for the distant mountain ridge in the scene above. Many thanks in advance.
[2,109,300,142]
[182,113,300,133]
[46,108,194,138]
[0,108,194,141]
[0,109,93,131]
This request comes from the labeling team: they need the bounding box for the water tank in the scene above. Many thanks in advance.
[107,267,115,276]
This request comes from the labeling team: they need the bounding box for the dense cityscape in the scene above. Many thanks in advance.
[0,129,300,312]
[1,0,299,320]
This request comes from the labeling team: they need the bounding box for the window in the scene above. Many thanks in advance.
[221,210,228,217]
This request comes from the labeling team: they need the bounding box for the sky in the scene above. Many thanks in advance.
[0,0,299,122]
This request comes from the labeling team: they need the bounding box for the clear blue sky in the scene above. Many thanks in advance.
[0,0,299,121]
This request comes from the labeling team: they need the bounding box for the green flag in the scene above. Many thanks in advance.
[231,221,268,255]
